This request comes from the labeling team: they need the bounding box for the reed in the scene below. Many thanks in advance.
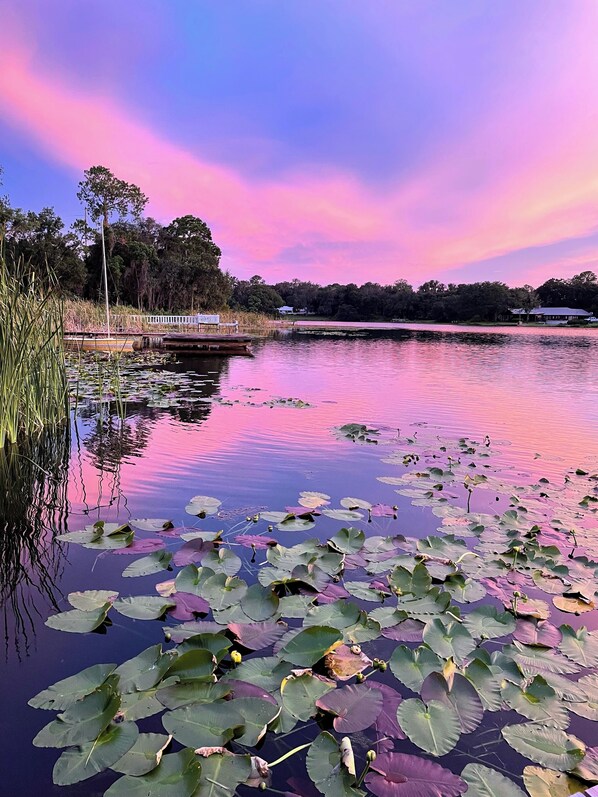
[0,254,69,447]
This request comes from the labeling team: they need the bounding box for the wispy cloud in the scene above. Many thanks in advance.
[1,3,598,286]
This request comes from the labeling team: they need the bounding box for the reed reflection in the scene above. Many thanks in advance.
[0,427,69,657]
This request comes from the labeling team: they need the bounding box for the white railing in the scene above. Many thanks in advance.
[112,314,238,332]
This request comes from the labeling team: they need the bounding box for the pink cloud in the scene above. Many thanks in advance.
[2,12,598,286]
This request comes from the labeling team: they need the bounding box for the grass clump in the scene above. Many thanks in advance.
[0,254,69,447]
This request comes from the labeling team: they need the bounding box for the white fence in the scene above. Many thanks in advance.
[112,314,238,332]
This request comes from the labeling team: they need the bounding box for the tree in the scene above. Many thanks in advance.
[77,165,148,229]
[156,215,231,311]
[231,278,283,313]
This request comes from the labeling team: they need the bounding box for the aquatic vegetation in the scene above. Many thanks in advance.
[0,255,68,446]
[67,352,313,413]
[28,428,598,795]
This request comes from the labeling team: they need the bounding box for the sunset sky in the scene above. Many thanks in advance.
[1,0,598,286]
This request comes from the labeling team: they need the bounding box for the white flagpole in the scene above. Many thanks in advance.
[100,222,111,337]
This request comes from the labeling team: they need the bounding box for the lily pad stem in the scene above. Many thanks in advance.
[268,742,312,768]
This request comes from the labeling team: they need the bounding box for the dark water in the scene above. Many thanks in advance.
[2,326,598,795]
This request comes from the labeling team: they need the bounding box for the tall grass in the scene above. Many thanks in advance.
[63,297,274,334]
[0,254,69,447]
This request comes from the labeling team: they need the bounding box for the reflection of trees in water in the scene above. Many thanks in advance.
[74,355,229,515]
[0,427,70,657]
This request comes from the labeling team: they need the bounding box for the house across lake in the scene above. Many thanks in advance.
[509,306,593,325]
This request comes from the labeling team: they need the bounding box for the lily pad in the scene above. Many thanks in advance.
[461,763,526,797]
[316,684,383,732]
[281,672,336,721]
[45,603,111,633]
[29,663,117,711]
[53,722,138,785]
[397,698,461,756]
[522,766,588,797]
[123,551,173,578]
[112,732,172,776]
[367,753,466,797]
[105,749,201,797]
[114,596,176,620]
[501,723,585,771]
[279,626,342,667]
[185,495,222,517]
[305,732,363,797]
[162,701,244,748]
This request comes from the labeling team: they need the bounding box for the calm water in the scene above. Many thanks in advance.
[2,325,598,795]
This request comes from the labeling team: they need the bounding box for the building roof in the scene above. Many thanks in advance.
[510,307,592,317]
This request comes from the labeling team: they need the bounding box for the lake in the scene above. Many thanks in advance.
[2,324,598,795]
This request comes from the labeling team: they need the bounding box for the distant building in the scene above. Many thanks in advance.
[510,307,592,325]
[277,306,308,315]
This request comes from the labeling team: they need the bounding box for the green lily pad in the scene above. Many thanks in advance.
[230,697,280,746]
[279,626,342,667]
[397,698,461,756]
[328,527,366,553]
[33,679,120,748]
[390,645,443,691]
[68,590,119,610]
[112,732,172,776]
[29,663,116,710]
[422,618,476,662]
[501,723,585,771]
[461,763,526,797]
[185,495,221,517]
[45,603,111,633]
[463,605,516,639]
[306,732,363,797]
[113,596,176,620]
[53,722,138,785]
[115,645,174,693]
[105,749,201,797]
[281,672,336,721]
[162,701,244,748]
[194,752,252,797]
[559,625,598,667]
[123,551,173,578]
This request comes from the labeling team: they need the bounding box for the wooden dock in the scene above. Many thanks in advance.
[157,333,252,355]
[64,331,253,356]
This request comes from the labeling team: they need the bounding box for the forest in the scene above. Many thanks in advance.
[2,164,598,322]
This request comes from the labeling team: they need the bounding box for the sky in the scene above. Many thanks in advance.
[1,0,598,287]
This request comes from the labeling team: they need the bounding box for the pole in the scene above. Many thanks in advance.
[100,222,111,337]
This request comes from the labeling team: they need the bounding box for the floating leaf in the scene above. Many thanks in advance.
[119,690,163,721]
[130,519,174,532]
[29,663,116,710]
[422,618,476,662]
[68,590,119,610]
[322,509,364,521]
[324,644,372,680]
[105,749,201,797]
[523,765,588,796]
[305,732,363,797]
[229,621,287,651]
[316,684,383,732]
[397,698,461,756]
[553,595,594,614]
[559,625,598,666]
[53,722,138,785]
[329,527,366,554]
[513,619,562,648]
[461,763,526,797]
[112,538,165,555]
[194,752,253,797]
[390,645,443,691]
[156,682,230,710]
[115,645,173,693]
[185,495,221,517]
[230,697,280,746]
[279,626,342,667]
[501,723,585,771]
[165,648,215,682]
[510,642,579,675]
[162,701,244,748]
[33,680,120,748]
[298,491,331,508]
[367,753,466,797]
[501,676,568,728]
[240,583,280,621]
[45,603,111,633]
[461,605,516,639]
[420,672,483,733]
[340,497,372,510]
[281,672,336,721]
[123,551,173,578]
[112,732,172,776]
[113,596,176,620]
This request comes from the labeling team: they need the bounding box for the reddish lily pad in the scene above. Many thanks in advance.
[316,683,383,732]
[366,752,466,797]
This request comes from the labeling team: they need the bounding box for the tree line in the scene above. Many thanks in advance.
[2,164,597,321]
[0,165,231,311]
[231,273,598,322]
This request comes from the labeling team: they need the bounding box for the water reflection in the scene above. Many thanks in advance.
[0,427,70,657]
